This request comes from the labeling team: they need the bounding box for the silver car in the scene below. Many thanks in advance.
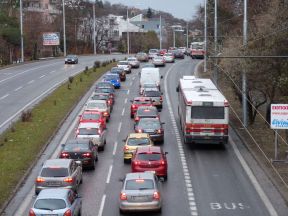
[119,172,162,213]
[35,159,82,195]
[29,188,82,216]
[152,56,165,67]
[117,60,132,74]
[127,57,140,68]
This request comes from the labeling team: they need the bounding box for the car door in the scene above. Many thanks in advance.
[68,190,81,215]
[89,141,97,158]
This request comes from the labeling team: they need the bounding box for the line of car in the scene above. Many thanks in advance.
[29,52,184,215]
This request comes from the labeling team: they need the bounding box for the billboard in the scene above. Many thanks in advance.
[43,32,60,46]
[270,104,288,129]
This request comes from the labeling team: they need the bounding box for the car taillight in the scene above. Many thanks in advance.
[64,209,72,216]
[76,129,79,135]
[29,209,36,216]
[135,117,140,121]
[160,96,163,102]
[131,105,136,109]
[124,146,129,151]
[160,160,166,165]
[156,129,162,134]
[153,191,161,200]
[108,100,112,105]
[103,112,109,116]
[60,152,69,158]
[224,100,229,107]
[133,160,141,165]
[36,177,45,183]
[64,177,73,183]
[136,129,143,133]
[82,152,92,158]
[120,192,127,200]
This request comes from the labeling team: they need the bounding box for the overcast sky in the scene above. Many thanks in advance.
[105,0,204,20]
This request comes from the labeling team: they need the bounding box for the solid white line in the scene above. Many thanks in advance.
[125,98,128,104]
[27,80,35,84]
[106,165,113,184]
[97,194,106,216]
[39,75,46,79]
[0,94,9,100]
[14,86,23,92]
[230,139,278,216]
[113,141,118,155]
[118,122,122,133]
[121,108,125,116]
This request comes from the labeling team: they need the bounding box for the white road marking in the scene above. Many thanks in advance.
[106,165,113,184]
[97,194,106,216]
[130,82,133,86]
[50,70,56,74]
[127,89,130,95]
[132,77,136,81]
[0,94,9,100]
[14,86,23,92]
[164,61,198,216]
[118,122,122,133]
[124,98,128,104]
[27,80,35,84]
[230,139,278,215]
[39,75,46,79]
[113,141,118,156]
[121,108,125,116]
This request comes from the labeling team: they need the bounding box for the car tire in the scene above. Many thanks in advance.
[78,209,82,216]
[91,160,96,170]
[130,114,134,118]
[124,158,130,164]
[80,177,83,184]
[119,209,125,215]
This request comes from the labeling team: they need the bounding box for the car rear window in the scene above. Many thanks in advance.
[34,199,66,210]
[144,91,161,97]
[82,113,101,120]
[78,128,100,135]
[137,108,157,116]
[137,153,161,161]
[91,95,108,100]
[125,179,154,190]
[41,167,69,177]
[87,102,106,109]
[95,88,114,93]
[127,138,150,146]
[64,143,90,152]
[138,120,160,129]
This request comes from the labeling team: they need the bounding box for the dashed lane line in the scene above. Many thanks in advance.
[113,141,118,156]
[106,165,113,184]
[27,80,35,84]
[121,108,125,116]
[118,122,122,133]
[97,194,106,216]
[39,75,46,79]
[14,86,23,92]
[0,94,9,100]
[124,98,128,104]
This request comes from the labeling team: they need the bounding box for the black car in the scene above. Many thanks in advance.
[134,106,160,123]
[135,118,165,143]
[65,55,78,64]
[173,50,185,59]
[94,88,115,103]
[60,139,98,170]
[143,89,163,110]
[110,67,126,81]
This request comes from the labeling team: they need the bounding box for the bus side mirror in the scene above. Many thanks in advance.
[176,86,179,92]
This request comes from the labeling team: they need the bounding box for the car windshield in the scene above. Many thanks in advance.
[66,55,75,58]
[96,82,111,87]
[149,49,158,54]
[34,199,66,211]
[125,179,154,190]
[118,62,128,65]
[137,108,157,116]
[41,167,68,177]
[142,64,154,68]
[143,84,157,88]
[111,68,122,72]
[82,113,101,120]
[87,102,106,109]
[144,91,161,97]
[154,57,162,60]
[138,119,160,129]
[64,143,90,152]
[137,153,161,161]
[78,128,100,135]
[164,53,173,56]
[127,138,150,146]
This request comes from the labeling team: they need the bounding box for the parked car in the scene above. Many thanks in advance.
[143,89,163,110]
[123,133,154,163]
[119,172,162,213]
[79,110,107,129]
[130,97,153,118]
[163,53,175,63]
[60,138,98,170]
[29,189,82,216]
[35,159,82,195]
[103,73,121,89]
[152,56,165,67]
[85,100,110,120]
[127,57,140,68]
[131,146,168,180]
[65,55,78,64]
[117,61,132,74]
[135,118,164,143]
[136,52,149,62]
[134,106,160,123]
[76,122,107,151]
[110,67,126,81]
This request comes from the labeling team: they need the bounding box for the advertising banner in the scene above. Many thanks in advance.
[270,104,288,129]
[43,32,60,46]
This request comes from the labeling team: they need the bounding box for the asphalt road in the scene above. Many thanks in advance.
[0,55,127,134]
[2,57,288,216]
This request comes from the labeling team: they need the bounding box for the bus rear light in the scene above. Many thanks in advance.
[224,101,229,107]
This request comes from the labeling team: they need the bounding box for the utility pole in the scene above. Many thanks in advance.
[186,21,189,48]
[204,0,207,72]
[243,0,248,127]
[62,0,66,56]
[19,0,24,62]
[127,8,130,55]
[214,0,218,86]
[160,15,162,49]
[93,1,96,55]
[173,30,175,47]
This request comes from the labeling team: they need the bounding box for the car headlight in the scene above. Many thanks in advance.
[65,58,68,61]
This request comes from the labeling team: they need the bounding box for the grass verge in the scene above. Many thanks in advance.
[0,61,116,210]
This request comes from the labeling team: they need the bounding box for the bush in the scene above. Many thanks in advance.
[94,61,101,68]
[21,110,33,122]
[69,76,74,84]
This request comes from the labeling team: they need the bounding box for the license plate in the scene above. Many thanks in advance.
[132,196,148,201]
[47,182,61,186]
[43,214,57,216]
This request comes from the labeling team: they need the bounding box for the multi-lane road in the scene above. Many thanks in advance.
[1,56,288,216]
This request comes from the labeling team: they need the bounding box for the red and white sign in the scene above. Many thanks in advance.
[43,32,60,46]
[270,104,288,129]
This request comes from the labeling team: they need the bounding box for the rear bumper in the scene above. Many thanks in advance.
[132,166,167,177]
[149,134,164,142]
[35,185,74,194]
[184,135,228,144]
[120,200,161,212]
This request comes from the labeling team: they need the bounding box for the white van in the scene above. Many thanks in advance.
[139,68,162,92]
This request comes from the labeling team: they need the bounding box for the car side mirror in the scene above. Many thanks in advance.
[176,86,179,92]
[119,177,124,182]
[161,122,165,125]
[161,92,164,95]
[78,115,82,118]
[130,100,133,103]
[159,177,165,182]
[122,139,126,142]
[165,151,168,155]
[61,144,65,148]
[160,75,163,79]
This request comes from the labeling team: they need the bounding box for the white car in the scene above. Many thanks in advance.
[152,56,165,67]
[163,53,175,63]
[127,57,140,68]
[117,61,132,74]
[76,122,107,150]
[85,100,110,120]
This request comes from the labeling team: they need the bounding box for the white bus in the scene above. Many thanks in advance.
[190,42,205,59]
[177,76,229,144]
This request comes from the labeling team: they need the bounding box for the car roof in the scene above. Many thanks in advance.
[127,133,150,139]
[134,97,151,101]
[37,188,69,199]
[138,106,157,111]
[125,172,155,180]
[87,100,106,104]
[118,61,128,63]
[43,159,72,168]
[136,146,161,154]
[78,122,101,129]
[83,110,102,114]
[66,138,91,145]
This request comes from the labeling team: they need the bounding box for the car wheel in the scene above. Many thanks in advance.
[80,177,83,184]
[124,158,130,164]
[78,209,82,216]
[164,175,168,181]
[119,209,125,215]
[91,160,96,170]
[95,154,98,161]
[130,113,134,118]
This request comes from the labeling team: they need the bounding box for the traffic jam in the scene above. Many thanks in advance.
[28,45,228,215]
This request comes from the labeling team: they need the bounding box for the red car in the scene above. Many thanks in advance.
[79,111,107,129]
[159,49,167,56]
[130,97,153,118]
[131,146,168,180]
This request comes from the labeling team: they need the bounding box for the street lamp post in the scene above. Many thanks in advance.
[214,0,218,86]
[242,0,248,127]
[186,21,189,48]
[159,15,162,49]
[19,0,24,62]
[127,8,130,55]
[173,30,176,47]
[93,1,96,55]
[204,0,207,72]
[62,0,66,56]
